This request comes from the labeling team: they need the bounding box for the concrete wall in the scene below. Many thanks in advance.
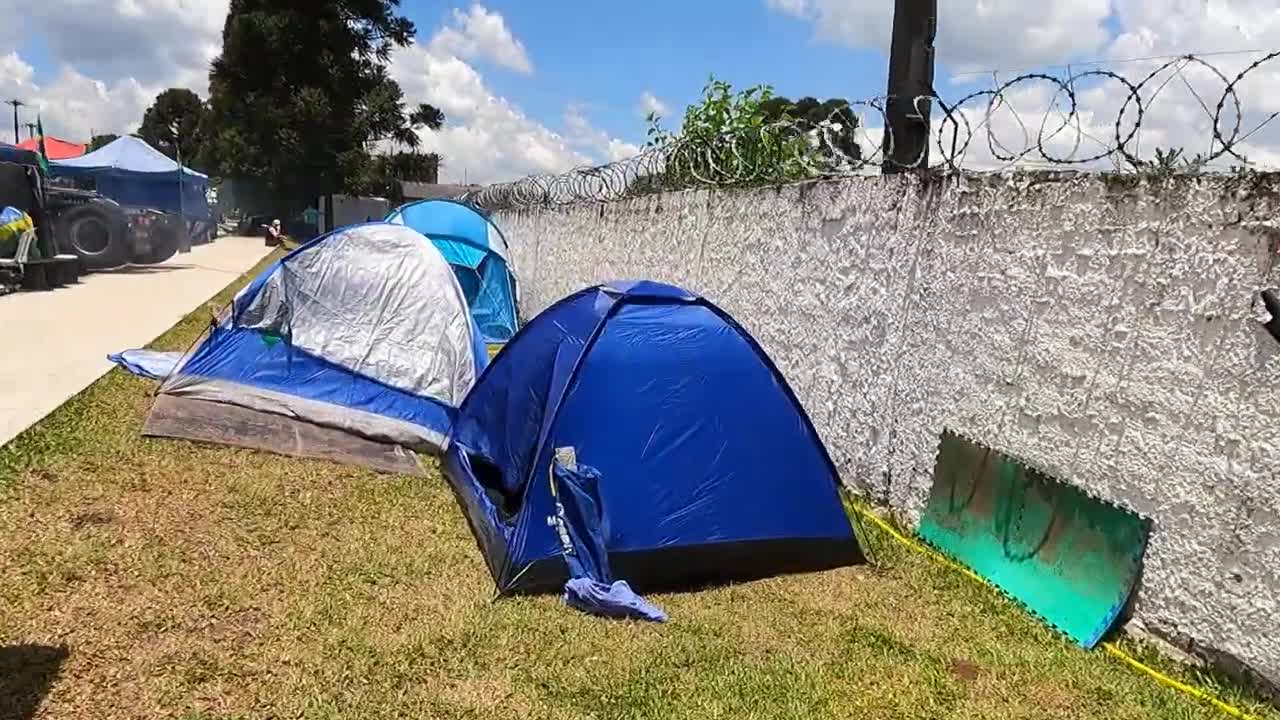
[494,172,1280,689]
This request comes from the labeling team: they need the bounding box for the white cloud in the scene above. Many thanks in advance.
[0,0,227,91]
[33,67,154,141]
[391,11,638,184]
[565,105,641,162]
[766,0,809,15]
[0,0,226,141]
[390,41,585,183]
[639,91,670,120]
[429,4,534,75]
[771,0,1280,171]
[768,0,1111,73]
[0,52,153,141]
[2,2,634,181]
[0,51,36,92]
[1075,0,1280,169]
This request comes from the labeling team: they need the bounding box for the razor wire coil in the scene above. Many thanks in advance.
[464,52,1280,211]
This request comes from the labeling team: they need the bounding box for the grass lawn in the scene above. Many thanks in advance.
[1,255,1277,720]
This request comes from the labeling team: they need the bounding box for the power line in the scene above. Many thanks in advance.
[950,48,1268,80]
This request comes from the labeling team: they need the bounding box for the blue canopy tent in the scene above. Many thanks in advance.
[144,223,489,474]
[443,280,864,597]
[51,136,211,222]
[0,142,39,166]
[386,199,518,343]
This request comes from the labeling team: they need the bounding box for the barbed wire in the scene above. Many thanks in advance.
[464,51,1280,211]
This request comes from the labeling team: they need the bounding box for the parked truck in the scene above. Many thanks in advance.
[0,145,189,291]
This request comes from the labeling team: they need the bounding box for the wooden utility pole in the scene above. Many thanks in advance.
[5,99,25,144]
[24,122,36,140]
[882,0,937,172]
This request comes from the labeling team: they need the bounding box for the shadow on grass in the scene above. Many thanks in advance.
[0,643,69,720]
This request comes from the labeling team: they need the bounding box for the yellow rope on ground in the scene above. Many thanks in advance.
[847,501,1263,720]
[1098,643,1262,720]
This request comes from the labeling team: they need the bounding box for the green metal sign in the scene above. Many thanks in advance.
[919,430,1150,648]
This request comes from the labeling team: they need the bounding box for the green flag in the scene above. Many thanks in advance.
[35,115,49,174]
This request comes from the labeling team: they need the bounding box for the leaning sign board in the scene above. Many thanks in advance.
[918,429,1151,648]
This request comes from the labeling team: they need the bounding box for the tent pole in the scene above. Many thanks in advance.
[173,120,186,248]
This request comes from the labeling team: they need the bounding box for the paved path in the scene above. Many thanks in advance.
[0,235,272,447]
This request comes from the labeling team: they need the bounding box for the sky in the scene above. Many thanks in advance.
[0,1,1277,182]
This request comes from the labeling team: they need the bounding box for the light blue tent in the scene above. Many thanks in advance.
[143,223,488,474]
[386,199,518,342]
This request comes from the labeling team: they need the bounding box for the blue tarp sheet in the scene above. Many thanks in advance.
[109,349,182,380]
[0,143,38,166]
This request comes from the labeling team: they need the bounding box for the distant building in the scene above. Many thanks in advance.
[330,194,391,229]
[399,182,482,202]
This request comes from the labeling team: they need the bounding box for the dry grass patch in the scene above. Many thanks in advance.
[1,252,1277,719]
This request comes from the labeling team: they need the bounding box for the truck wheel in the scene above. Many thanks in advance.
[133,223,179,264]
[56,204,129,270]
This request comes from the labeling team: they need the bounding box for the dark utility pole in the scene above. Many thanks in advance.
[24,122,36,140]
[883,0,937,172]
[5,99,25,144]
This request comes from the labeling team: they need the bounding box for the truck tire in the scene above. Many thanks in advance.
[133,222,179,265]
[56,203,130,270]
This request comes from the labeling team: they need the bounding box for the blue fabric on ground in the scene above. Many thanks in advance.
[552,460,666,623]
[109,349,183,380]
[563,578,668,622]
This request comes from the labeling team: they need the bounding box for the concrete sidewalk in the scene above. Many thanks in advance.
[0,235,272,447]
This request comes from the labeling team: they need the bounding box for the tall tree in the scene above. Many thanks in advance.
[760,95,862,165]
[138,88,208,162]
[88,134,120,152]
[203,0,437,215]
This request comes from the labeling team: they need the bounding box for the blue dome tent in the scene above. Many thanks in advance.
[144,223,488,474]
[0,142,39,165]
[443,280,863,596]
[386,199,518,343]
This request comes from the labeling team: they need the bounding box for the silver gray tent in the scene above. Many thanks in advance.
[144,222,487,473]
